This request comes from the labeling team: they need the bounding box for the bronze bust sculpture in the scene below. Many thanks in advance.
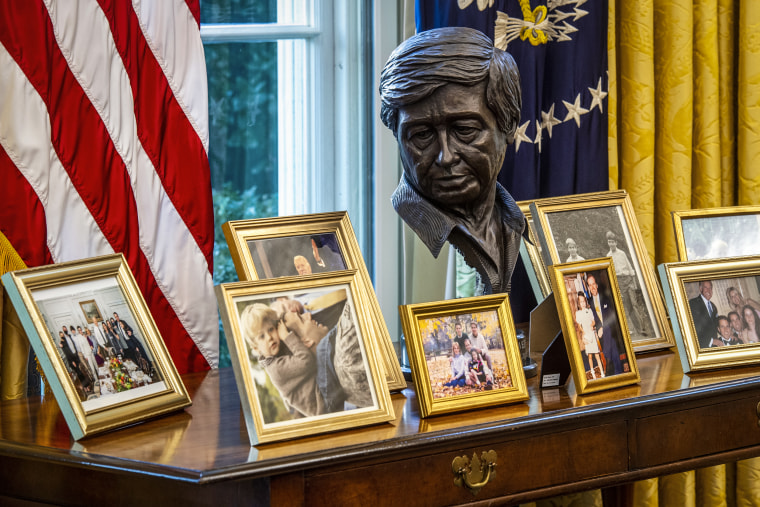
[379,26,526,294]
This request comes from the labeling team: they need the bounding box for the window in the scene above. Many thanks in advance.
[201,1,403,364]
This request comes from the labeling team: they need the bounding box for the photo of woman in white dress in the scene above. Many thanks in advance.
[575,292,605,379]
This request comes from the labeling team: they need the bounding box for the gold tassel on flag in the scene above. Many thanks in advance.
[0,230,30,400]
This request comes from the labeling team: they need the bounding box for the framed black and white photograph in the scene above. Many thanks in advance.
[1,254,191,440]
[216,270,395,444]
[530,190,674,352]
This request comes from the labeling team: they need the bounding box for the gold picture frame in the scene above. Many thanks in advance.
[223,211,406,391]
[672,205,760,261]
[78,299,103,322]
[529,190,674,352]
[216,270,395,445]
[549,258,640,395]
[1,254,191,440]
[658,256,760,373]
[399,294,528,418]
[517,200,552,301]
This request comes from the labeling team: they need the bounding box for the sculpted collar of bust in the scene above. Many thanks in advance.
[379,26,525,294]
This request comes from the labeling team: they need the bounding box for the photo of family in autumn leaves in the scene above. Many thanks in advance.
[420,310,513,399]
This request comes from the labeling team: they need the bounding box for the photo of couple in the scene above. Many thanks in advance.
[561,269,631,381]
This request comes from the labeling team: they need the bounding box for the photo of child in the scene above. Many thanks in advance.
[236,287,375,424]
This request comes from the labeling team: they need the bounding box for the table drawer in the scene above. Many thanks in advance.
[633,396,760,469]
[303,421,627,506]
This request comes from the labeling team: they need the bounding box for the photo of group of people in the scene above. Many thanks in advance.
[247,233,346,279]
[561,269,631,381]
[686,277,760,349]
[545,205,658,342]
[419,311,513,399]
[34,282,160,405]
[234,286,376,424]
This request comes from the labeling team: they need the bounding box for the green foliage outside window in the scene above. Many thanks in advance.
[203,0,280,367]
[212,185,276,367]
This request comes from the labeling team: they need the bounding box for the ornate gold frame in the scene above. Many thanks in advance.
[672,205,760,261]
[549,258,641,395]
[1,254,191,440]
[78,299,103,322]
[216,270,395,445]
[658,256,760,373]
[399,294,528,418]
[223,211,406,391]
[529,190,674,352]
[517,200,552,301]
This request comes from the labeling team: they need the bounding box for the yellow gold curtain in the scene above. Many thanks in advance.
[610,0,760,505]
[611,0,760,266]
[0,230,30,400]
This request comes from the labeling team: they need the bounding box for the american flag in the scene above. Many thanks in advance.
[416,0,609,201]
[0,0,218,373]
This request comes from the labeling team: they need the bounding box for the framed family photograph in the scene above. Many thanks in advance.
[517,200,552,301]
[549,259,640,395]
[1,254,191,440]
[216,270,395,445]
[658,256,760,373]
[529,190,674,352]
[672,205,760,261]
[399,294,528,418]
[223,211,406,391]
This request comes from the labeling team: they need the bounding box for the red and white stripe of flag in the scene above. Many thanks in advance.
[0,0,218,373]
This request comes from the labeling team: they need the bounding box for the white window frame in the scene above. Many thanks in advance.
[201,1,404,343]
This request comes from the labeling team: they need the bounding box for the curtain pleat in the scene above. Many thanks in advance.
[615,0,760,503]
[696,466,727,507]
[660,470,696,506]
[0,230,29,400]
[633,478,659,507]
[737,2,760,205]
[736,457,760,506]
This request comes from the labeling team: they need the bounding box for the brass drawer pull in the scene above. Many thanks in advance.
[452,450,497,496]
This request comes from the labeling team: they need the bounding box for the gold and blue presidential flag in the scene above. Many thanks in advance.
[416,0,608,201]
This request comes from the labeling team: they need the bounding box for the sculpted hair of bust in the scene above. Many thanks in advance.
[379,26,521,143]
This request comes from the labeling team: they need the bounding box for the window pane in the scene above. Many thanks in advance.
[206,41,279,285]
[200,0,276,24]
[200,0,310,25]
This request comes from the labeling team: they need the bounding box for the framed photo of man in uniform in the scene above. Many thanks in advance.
[530,190,674,353]
[223,212,405,392]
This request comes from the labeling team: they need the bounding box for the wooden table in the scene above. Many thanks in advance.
[2,350,760,506]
